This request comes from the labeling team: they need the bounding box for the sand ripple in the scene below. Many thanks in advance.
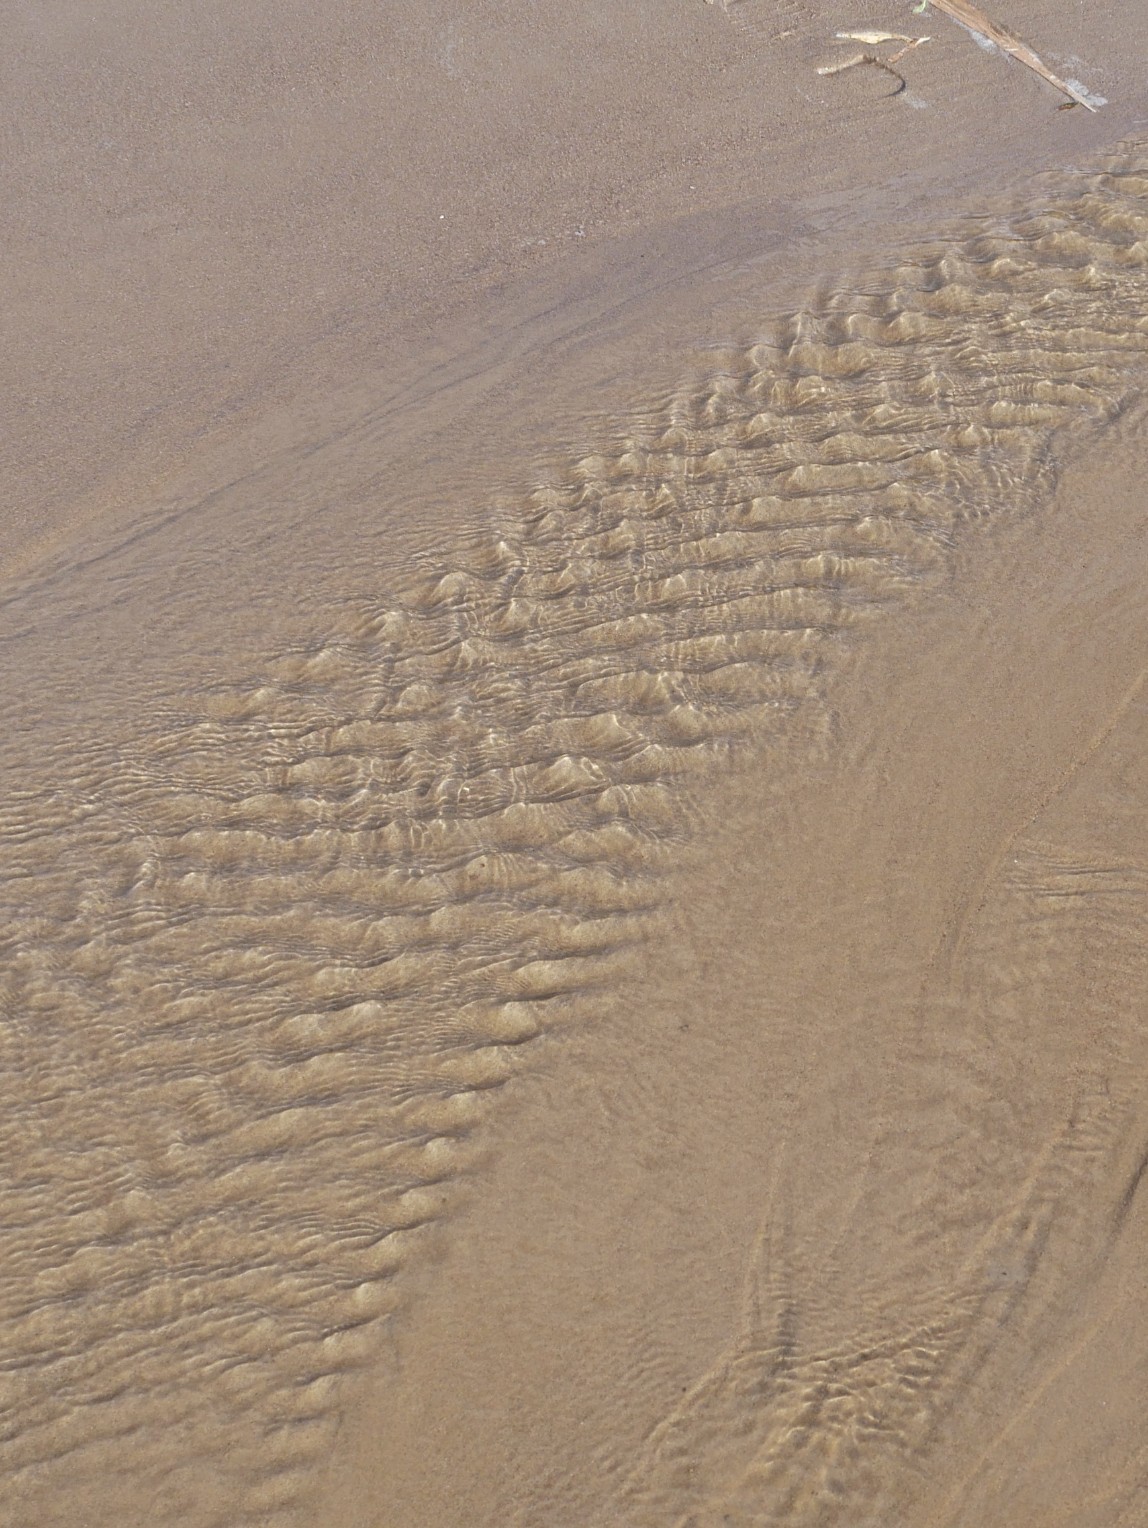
[2,143,1148,1524]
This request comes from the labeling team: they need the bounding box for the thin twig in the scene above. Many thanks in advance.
[816,52,908,94]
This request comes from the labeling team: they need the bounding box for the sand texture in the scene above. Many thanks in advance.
[3,3,1148,1525]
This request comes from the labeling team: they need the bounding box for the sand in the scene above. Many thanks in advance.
[3,3,1148,1524]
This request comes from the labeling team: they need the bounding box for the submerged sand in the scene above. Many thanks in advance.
[3,4,1148,1525]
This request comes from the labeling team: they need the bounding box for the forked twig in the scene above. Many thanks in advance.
[817,35,930,94]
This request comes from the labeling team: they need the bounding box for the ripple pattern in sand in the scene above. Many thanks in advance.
[608,685,1148,1527]
[2,146,1148,1523]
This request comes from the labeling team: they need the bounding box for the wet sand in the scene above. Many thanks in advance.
[3,4,1148,1525]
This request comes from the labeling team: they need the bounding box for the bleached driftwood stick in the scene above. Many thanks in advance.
[918,0,1099,111]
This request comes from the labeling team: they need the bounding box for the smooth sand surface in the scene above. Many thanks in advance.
[3,4,1148,1525]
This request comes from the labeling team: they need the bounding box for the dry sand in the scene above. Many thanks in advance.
[3,3,1148,1524]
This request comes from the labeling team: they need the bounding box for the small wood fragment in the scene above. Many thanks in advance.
[835,30,927,46]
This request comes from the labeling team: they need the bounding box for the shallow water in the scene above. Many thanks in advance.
[3,139,1148,1525]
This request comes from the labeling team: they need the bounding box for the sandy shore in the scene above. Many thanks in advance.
[3,4,1148,1525]
[4,0,1142,571]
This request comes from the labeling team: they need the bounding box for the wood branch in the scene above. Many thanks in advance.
[923,0,1099,111]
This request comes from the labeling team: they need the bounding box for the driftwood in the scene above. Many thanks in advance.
[920,0,1100,111]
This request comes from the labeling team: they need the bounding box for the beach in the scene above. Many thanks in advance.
[3,4,1148,1524]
